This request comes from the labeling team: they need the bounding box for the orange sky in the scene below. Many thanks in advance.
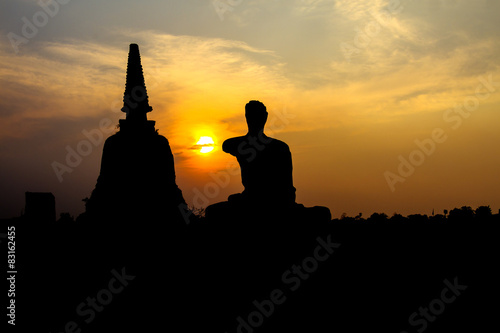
[1,0,500,219]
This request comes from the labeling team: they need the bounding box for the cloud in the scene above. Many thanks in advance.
[0,30,290,135]
[1,8,499,146]
[292,0,335,17]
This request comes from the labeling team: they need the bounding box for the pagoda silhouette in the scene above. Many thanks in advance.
[83,44,186,223]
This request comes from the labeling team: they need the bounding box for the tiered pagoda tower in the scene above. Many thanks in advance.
[84,44,186,223]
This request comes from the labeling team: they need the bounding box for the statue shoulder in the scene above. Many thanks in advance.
[271,138,291,152]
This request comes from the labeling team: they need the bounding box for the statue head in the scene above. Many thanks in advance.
[245,100,268,134]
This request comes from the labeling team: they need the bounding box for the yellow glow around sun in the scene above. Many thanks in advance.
[197,136,215,153]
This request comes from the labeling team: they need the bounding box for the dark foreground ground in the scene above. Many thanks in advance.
[5,211,499,332]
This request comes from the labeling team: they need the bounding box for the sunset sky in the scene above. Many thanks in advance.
[1,0,499,219]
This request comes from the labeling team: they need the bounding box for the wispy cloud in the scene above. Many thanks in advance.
[334,0,387,20]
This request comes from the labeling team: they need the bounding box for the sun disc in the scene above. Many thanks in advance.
[196,136,215,154]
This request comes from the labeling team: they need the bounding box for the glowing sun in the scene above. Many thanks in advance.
[196,136,215,154]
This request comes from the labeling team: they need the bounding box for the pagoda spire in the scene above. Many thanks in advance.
[121,43,153,124]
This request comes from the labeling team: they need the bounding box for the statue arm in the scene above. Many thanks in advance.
[284,145,294,186]
[222,137,243,156]
[280,143,296,202]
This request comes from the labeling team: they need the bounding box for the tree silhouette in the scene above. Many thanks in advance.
[475,205,492,221]
[449,206,474,222]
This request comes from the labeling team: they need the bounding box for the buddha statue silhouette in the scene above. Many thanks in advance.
[207,100,330,221]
